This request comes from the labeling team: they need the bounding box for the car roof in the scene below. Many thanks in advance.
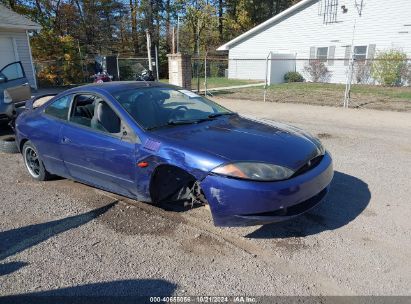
[63,81,178,95]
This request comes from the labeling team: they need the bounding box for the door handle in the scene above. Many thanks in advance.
[62,137,70,144]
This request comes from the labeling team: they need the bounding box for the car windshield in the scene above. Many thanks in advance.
[112,87,234,130]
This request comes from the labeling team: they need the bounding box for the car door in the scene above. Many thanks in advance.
[60,93,138,197]
[0,62,31,104]
[26,94,73,178]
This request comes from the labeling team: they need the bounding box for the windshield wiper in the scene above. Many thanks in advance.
[146,113,236,131]
[207,112,236,118]
[168,117,212,125]
[146,118,211,130]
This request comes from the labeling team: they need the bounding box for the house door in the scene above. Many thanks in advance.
[268,53,296,84]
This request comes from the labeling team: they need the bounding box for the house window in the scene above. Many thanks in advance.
[316,47,328,62]
[354,46,367,61]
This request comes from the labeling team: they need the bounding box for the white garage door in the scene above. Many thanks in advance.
[0,37,17,70]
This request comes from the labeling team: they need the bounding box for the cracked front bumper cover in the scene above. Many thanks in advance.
[200,152,334,227]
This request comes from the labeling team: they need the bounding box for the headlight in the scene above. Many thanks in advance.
[311,137,325,155]
[211,162,294,181]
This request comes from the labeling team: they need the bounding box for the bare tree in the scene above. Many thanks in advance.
[130,0,139,54]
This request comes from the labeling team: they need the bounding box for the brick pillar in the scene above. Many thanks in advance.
[167,53,192,89]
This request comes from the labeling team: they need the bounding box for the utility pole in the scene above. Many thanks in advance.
[155,45,159,80]
[204,51,207,96]
[172,26,175,54]
[146,30,152,71]
[196,18,201,92]
[177,15,180,53]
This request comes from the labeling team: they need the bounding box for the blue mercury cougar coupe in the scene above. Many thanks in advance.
[15,82,333,226]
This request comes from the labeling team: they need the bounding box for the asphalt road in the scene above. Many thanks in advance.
[0,100,410,297]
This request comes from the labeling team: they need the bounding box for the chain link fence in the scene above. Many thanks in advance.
[34,55,156,87]
[191,54,264,94]
[202,56,411,112]
[33,52,411,111]
[34,59,91,87]
[117,57,155,81]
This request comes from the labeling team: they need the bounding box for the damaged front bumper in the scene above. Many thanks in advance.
[200,152,334,227]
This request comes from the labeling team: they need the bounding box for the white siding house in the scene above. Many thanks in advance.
[217,0,411,84]
[0,4,41,88]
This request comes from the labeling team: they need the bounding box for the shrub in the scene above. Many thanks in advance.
[284,71,304,83]
[303,60,332,82]
[354,61,372,84]
[371,50,408,86]
[405,63,411,87]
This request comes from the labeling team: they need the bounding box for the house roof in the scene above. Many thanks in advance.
[0,4,41,30]
[217,0,315,51]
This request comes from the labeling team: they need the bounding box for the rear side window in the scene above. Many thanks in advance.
[44,95,71,120]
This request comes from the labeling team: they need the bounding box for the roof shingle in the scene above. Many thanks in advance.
[0,4,41,30]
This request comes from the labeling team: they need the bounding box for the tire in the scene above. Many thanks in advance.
[22,141,52,181]
[0,135,19,154]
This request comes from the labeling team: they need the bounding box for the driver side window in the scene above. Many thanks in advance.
[70,94,121,135]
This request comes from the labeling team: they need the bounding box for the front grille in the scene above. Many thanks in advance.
[292,155,324,178]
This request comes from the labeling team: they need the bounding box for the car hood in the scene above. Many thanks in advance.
[154,115,323,171]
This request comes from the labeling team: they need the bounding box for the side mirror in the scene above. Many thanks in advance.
[120,124,135,143]
[0,75,6,83]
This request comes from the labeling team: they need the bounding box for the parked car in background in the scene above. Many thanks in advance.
[0,61,31,121]
[15,82,333,227]
[0,61,32,153]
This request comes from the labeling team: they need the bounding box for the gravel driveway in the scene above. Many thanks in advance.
[0,100,410,297]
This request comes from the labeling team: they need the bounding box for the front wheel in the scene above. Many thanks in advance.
[23,141,52,181]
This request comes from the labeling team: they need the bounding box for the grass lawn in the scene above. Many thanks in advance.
[265,82,411,101]
[212,82,411,112]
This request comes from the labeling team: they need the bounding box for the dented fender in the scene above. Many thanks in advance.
[134,138,228,202]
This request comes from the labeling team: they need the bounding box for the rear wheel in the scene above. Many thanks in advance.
[23,141,52,181]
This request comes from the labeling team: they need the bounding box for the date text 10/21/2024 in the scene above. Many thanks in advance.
[149,296,257,303]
